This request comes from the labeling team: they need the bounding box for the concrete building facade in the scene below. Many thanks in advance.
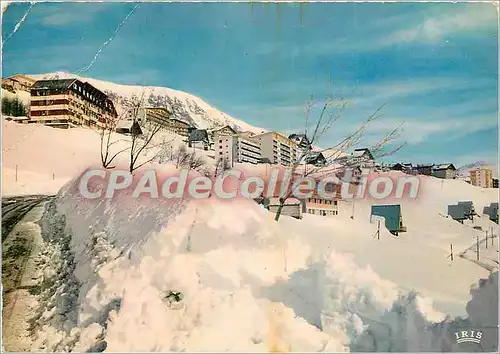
[215,133,261,165]
[251,132,299,166]
[470,168,493,188]
[29,79,117,129]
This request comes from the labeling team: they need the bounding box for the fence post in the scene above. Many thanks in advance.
[52,173,55,180]
[476,235,480,261]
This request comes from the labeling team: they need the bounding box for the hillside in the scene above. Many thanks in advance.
[26,71,265,134]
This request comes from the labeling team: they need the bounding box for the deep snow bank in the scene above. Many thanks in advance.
[30,171,497,352]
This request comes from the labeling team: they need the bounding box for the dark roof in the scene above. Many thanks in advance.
[32,79,76,90]
[414,164,434,168]
[433,163,456,171]
[188,129,209,142]
[353,148,374,160]
[304,151,326,163]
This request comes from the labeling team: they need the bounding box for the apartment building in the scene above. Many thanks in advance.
[304,182,341,216]
[470,168,493,188]
[251,132,299,166]
[28,79,117,129]
[140,107,191,136]
[215,133,261,165]
[2,74,36,92]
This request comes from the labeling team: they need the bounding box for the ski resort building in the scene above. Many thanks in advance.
[433,163,456,179]
[370,205,406,236]
[138,107,191,137]
[214,133,261,165]
[470,168,493,188]
[413,164,435,176]
[28,79,117,129]
[288,133,311,150]
[267,197,303,219]
[2,74,36,92]
[188,129,211,150]
[251,132,299,166]
[210,125,238,137]
[483,203,499,223]
[304,193,340,216]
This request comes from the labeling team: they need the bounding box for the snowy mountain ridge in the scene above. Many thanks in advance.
[27,71,265,134]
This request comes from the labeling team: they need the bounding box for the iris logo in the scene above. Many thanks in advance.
[454,330,483,344]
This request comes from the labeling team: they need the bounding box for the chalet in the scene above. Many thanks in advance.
[413,164,434,176]
[28,79,117,129]
[391,163,413,173]
[288,133,311,150]
[371,205,406,236]
[188,129,211,150]
[352,148,375,167]
[304,151,326,166]
[433,163,456,179]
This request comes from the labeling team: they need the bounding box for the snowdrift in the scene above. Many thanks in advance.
[30,169,498,352]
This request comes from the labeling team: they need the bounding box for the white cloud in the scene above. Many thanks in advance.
[366,115,496,145]
[383,5,498,45]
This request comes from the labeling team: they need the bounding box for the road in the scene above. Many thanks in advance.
[2,194,55,351]
[2,195,53,242]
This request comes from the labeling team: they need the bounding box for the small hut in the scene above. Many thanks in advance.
[370,205,406,236]
[483,202,499,223]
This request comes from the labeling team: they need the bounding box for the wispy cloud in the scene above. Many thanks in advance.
[382,5,498,46]
[367,115,496,144]
[38,3,114,27]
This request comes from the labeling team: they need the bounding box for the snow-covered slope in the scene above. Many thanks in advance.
[27,71,265,134]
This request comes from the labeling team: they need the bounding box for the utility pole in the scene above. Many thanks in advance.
[450,244,453,261]
[15,164,18,182]
[377,220,380,240]
[485,230,488,249]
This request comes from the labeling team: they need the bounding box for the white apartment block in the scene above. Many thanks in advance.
[251,132,299,166]
[470,168,493,188]
[215,134,261,165]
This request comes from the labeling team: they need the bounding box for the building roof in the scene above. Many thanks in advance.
[169,118,190,126]
[188,129,209,142]
[211,125,237,134]
[414,164,435,169]
[32,79,77,90]
[433,163,456,171]
[304,151,326,164]
[352,148,374,160]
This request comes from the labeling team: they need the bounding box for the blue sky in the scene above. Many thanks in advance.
[2,1,498,166]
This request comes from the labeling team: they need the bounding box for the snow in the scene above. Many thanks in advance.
[3,118,498,352]
[27,71,265,134]
[1,87,31,105]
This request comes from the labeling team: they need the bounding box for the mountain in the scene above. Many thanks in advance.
[27,71,265,134]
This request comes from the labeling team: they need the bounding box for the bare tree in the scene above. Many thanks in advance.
[99,112,129,169]
[273,91,405,222]
[171,145,191,169]
[215,157,231,176]
[128,97,164,173]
